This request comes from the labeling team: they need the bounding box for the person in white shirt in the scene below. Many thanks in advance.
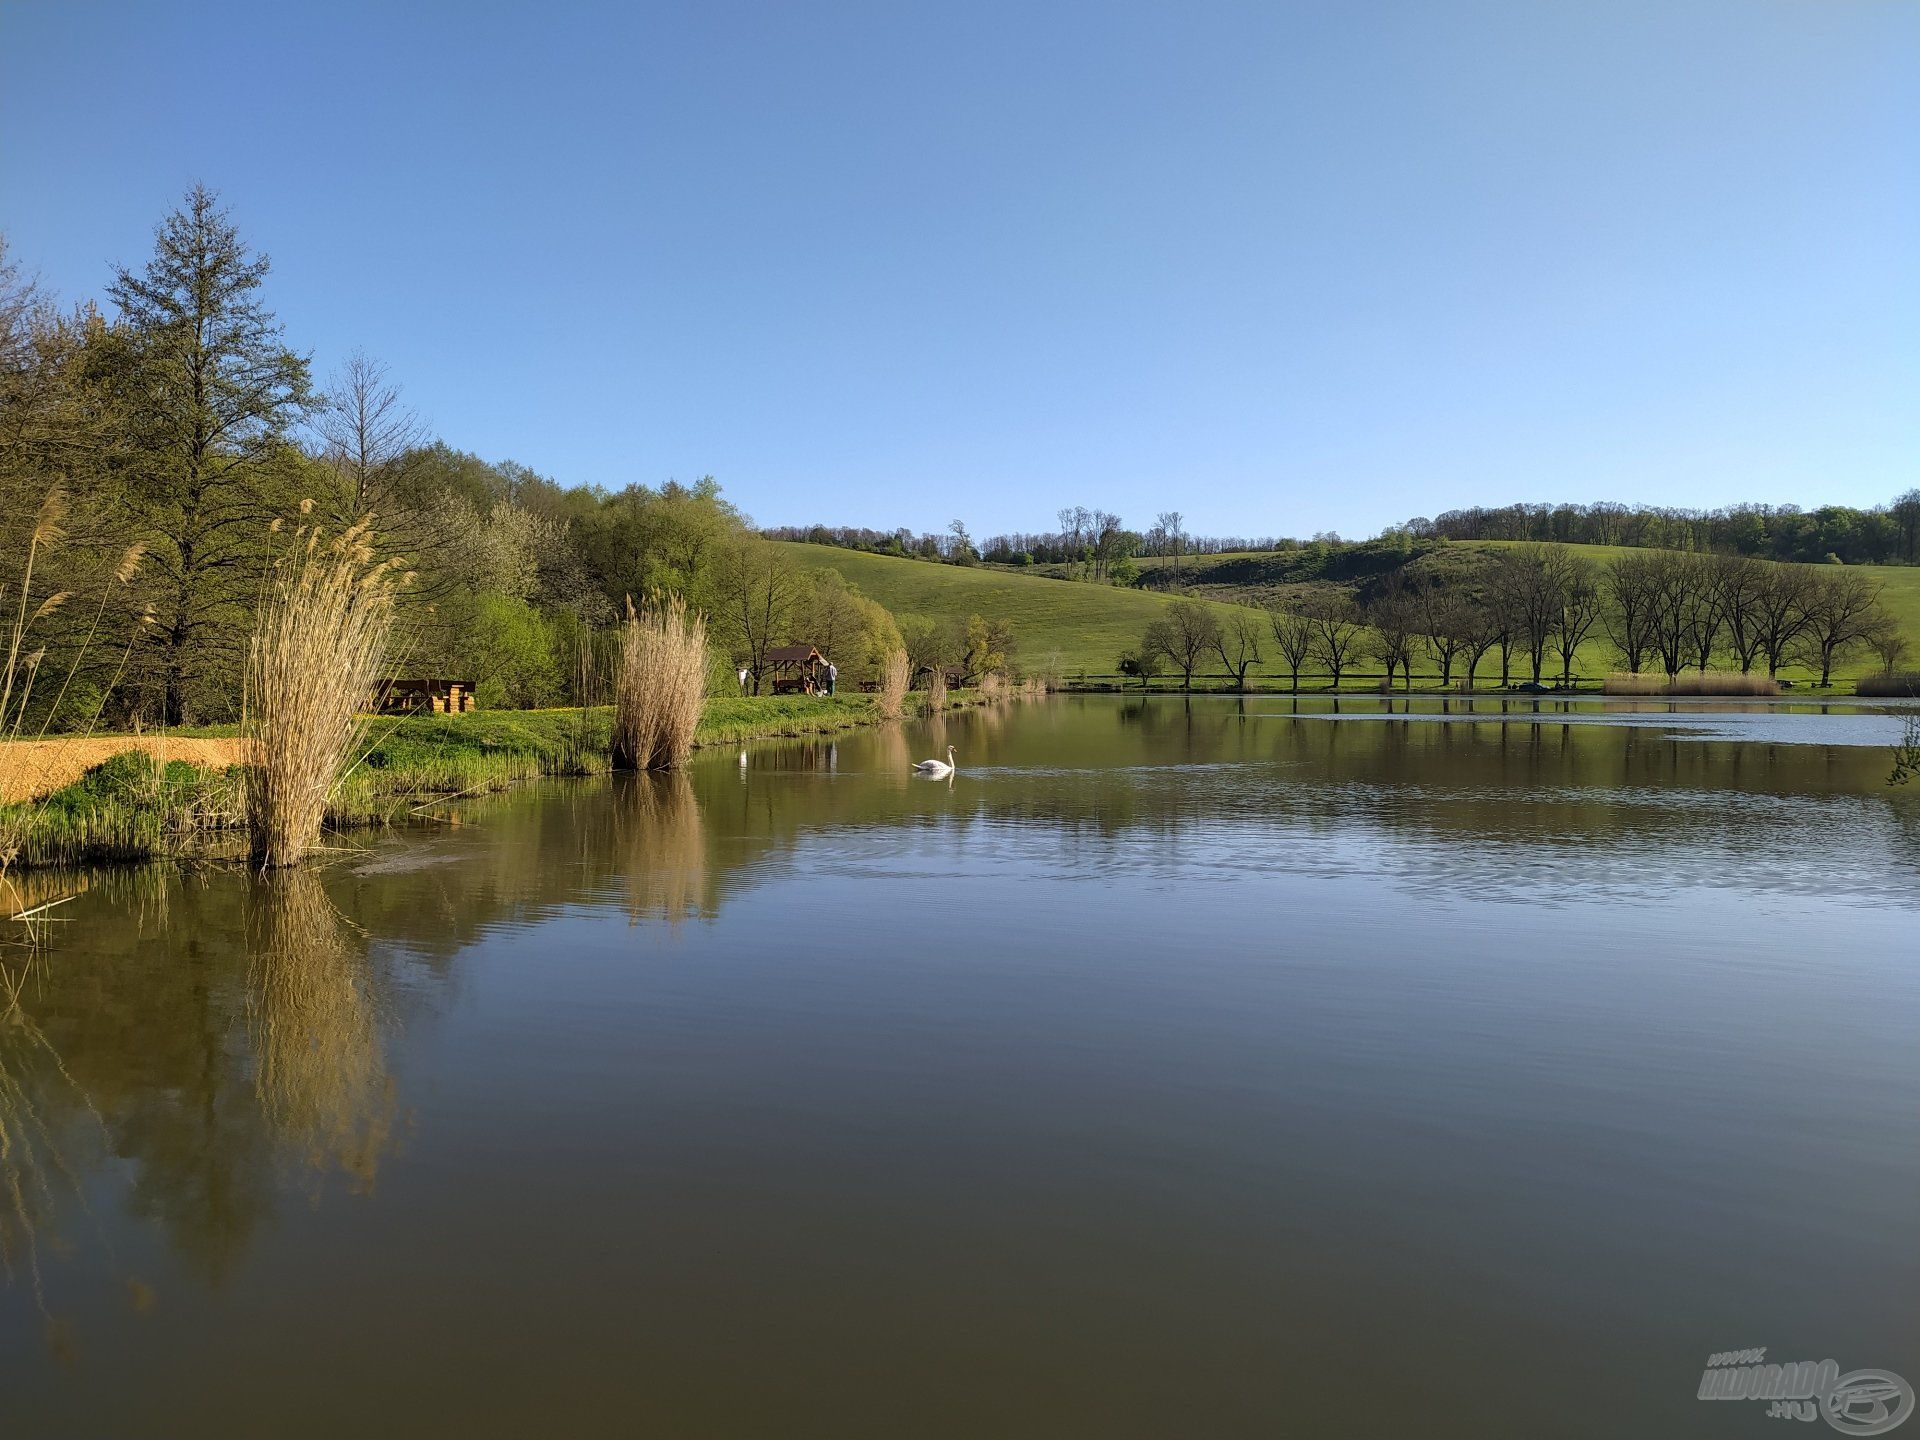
[826,662,837,695]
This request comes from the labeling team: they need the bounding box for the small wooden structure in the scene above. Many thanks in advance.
[918,664,966,690]
[372,678,477,715]
[766,645,829,695]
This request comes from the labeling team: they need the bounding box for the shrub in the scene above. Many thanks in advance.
[1857,672,1920,698]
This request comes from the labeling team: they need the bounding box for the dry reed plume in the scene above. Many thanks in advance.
[876,649,909,720]
[612,594,709,771]
[248,869,393,1189]
[3,490,152,901]
[1604,671,1780,697]
[927,666,947,712]
[244,513,407,868]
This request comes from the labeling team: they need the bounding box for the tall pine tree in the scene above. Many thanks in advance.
[109,185,312,723]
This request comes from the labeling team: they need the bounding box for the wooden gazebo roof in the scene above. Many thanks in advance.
[765,645,825,668]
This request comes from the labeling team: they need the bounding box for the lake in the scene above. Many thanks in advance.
[3,696,1917,1437]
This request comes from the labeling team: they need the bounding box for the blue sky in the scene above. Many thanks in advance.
[3,1,1914,539]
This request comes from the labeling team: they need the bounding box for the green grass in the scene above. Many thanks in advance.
[786,539,1920,690]
[0,693,986,869]
[777,542,1269,680]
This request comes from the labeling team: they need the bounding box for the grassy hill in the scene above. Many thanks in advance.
[781,540,1920,690]
[777,542,1265,681]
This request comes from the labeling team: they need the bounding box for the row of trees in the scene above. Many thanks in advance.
[764,510,1287,575]
[1124,546,1904,691]
[3,188,1002,727]
[1401,497,1920,567]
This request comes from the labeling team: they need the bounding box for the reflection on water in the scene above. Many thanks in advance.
[1,696,1917,1437]
[614,771,710,926]
[247,872,394,1191]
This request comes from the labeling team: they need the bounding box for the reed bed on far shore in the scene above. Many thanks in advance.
[927,666,948,712]
[612,596,709,771]
[1857,672,1920,698]
[1604,671,1780,697]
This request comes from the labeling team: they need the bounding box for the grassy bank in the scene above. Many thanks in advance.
[1,692,978,870]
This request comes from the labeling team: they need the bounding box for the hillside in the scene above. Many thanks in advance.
[776,542,1259,679]
[782,540,1920,689]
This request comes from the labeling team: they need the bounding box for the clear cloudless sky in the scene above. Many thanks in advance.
[2,0,1915,538]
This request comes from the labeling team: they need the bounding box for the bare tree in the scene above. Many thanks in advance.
[1058,506,1092,580]
[1211,605,1262,689]
[1752,565,1815,679]
[1604,552,1659,675]
[1865,614,1910,675]
[1419,587,1483,689]
[1305,594,1363,689]
[1551,556,1602,687]
[716,536,800,693]
[1089,511,1125,582]
[1797,568,1887,687]
[1267,604,1315,692]
[1156,510,1185,579]
[1141,600,1220,692]
[1365,580,1420,689]
[317,349,424,515]
[1712,553,1770,674]
[1455,598,1502,693]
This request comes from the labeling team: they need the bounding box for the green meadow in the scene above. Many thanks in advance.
[783,540,1920,690]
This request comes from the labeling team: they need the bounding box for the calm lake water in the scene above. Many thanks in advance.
[4,696,1918,1437]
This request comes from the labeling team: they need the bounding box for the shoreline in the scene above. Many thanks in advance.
[1,690,995,872]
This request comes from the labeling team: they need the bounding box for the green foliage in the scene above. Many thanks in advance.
[468,592,560,709]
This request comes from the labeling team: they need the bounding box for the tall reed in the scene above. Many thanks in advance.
[612,594,709,771]
[1857,672,1920,699]
[927,665,947,712]
[244,513,407,868]
[876,648,909,720]
[1603,671,1779,697]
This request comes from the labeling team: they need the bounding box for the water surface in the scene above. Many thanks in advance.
[3,696,1917,1437]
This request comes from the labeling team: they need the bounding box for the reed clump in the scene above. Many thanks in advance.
[612,594,709,771]
[1857,672,1920,699]
[876,649,909,720]
[1604,671,1780,697]
[244,514,407,868]
[926,666,947,712]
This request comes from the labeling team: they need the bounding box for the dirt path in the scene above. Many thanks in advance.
[0,736,253,804]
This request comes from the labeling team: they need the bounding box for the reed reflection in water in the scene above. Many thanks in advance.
[615,771,712,927]
[247,869,395,1192]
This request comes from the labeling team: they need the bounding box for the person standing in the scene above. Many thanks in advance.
[826,661,837,696]
[738,666,749,693]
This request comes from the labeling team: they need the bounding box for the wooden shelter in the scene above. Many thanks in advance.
[765,645,828,695]
[371,677,477,715]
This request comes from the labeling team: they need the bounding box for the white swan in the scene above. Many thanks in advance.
[913,745,956,778]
